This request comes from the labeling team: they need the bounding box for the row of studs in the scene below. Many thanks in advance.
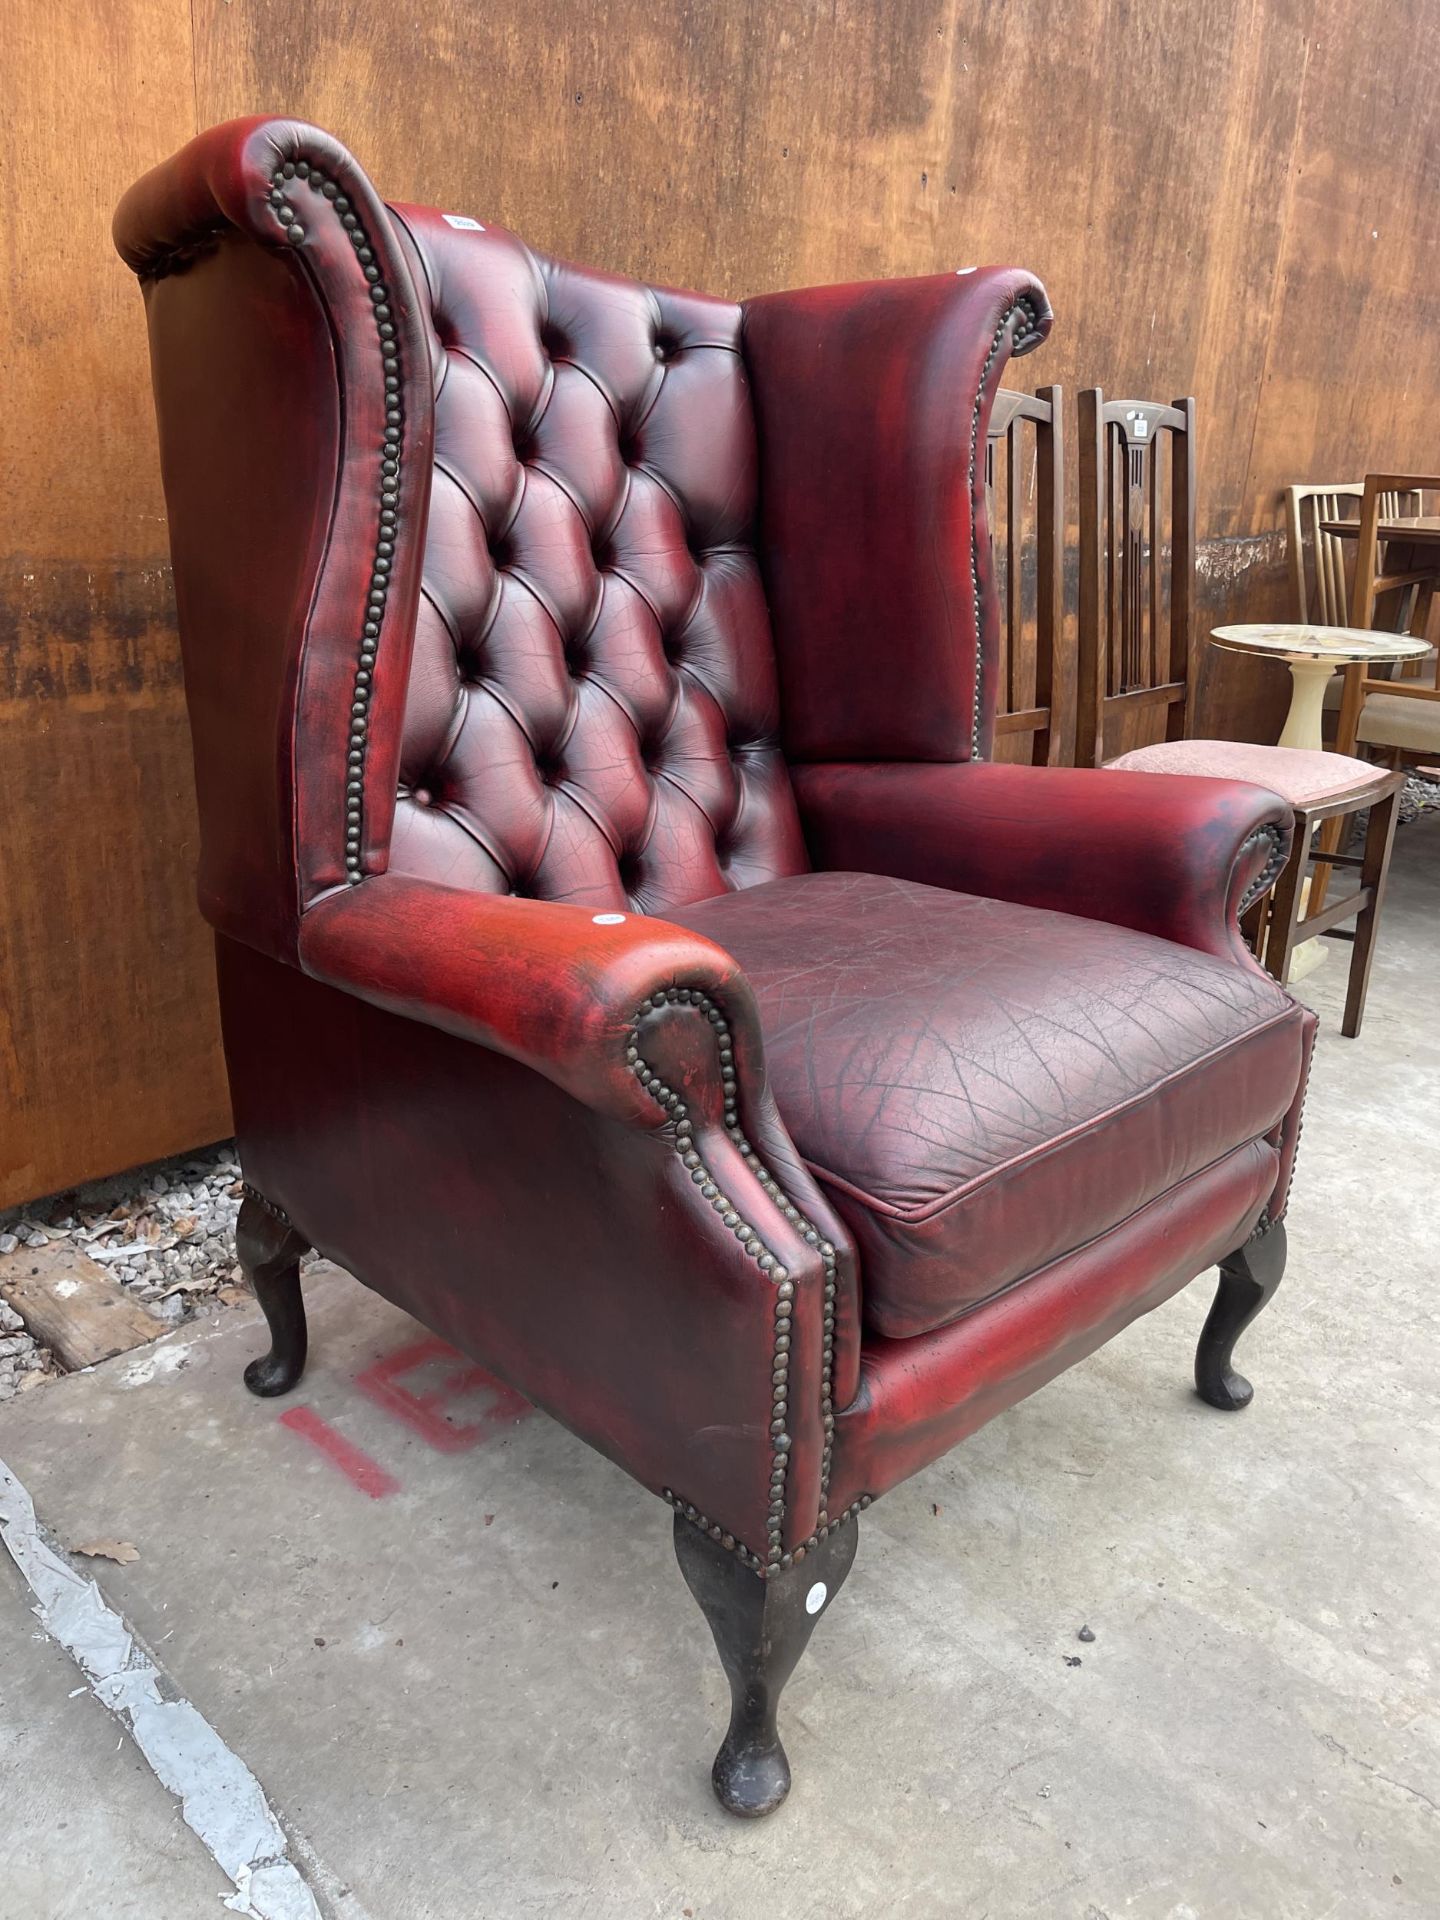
[266,157,403,886]
[241,1184,295,1232]
[1237,822,1289,917]
[1257,1016,1315,1238]
[969,296,1040,761]
[627,985,855,1577]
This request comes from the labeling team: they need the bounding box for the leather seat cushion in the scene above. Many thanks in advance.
[669,871,1305,1339]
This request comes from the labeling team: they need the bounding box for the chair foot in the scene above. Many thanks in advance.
[1195,1219,1287,1411]
[673,1511,858,1817]
[236,1189,310,1397]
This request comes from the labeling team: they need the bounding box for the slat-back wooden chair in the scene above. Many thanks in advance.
[985,386,1067,763]
[1286,483,1363,624]
[1308,471,1440,912]
[1076,391,1193,767]
[1284,481,1422,627]
[1078,393,1402,1037]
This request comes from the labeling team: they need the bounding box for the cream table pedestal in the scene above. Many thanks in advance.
[1208,624,1429,979]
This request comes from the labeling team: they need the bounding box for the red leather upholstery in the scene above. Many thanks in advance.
[827,1135,1277,1512]
[116,118,1309,1591]
[387,209,807,910]
[791,760,1291,970]
[744,272,1051,764]
[671,872,1304,1337]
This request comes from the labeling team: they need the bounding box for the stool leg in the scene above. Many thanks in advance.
[1342,785,1401,1038]
[1262,813,1309,986]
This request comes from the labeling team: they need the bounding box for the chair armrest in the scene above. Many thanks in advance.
[299,873,765,1128]
[792,762,1292,966]
[295,872,863,1554]
[741,267,1052,764]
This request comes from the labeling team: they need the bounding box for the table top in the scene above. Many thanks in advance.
[1318,514,1440,544]
[1210,622,1432,663]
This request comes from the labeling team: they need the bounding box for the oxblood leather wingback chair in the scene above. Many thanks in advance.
[115,119,1314,1819]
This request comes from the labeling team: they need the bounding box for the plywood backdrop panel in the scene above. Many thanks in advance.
[1,0,229,1209]
[5,0,1439,1202]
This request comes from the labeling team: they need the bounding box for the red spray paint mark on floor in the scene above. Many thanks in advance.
[277,1405,402,1499]
[354,1337,532,1454]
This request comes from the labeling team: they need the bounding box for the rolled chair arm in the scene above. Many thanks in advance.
[299,873,767,1129]
[297,872,863,1555]
[792,761,1292,966]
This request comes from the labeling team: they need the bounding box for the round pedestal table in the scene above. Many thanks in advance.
[1209,623,1431,751]
[1208,624,1428,981]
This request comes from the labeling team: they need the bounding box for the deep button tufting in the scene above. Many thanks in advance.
[410,786,433,807]
[390,211,811,911]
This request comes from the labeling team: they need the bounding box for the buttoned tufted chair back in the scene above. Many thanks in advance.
[115,119,1042,961]
[387,210,809,914]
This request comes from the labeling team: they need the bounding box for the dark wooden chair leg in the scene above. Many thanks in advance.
[1261,810,1309,984]
[236,1189,310,1397]
[1342,785,1401,1038]
[1195,1220,1287,1411]
[674,1512,859,1817]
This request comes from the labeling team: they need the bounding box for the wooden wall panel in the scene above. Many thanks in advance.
[0,1,228,1209]
[5,0,1440,1204]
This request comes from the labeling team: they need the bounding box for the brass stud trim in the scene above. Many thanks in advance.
[969,295,1040,762]
[629,987,858,1579]
[267,157,401,886]
[241,1183,294,1230]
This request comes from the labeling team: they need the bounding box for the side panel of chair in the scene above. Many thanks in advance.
[114,118,436,958]
[986,387,1069,764]
[1076,390,1195,767]
[742,272,1052,764]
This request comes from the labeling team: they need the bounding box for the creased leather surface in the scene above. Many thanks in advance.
[827,1136,1276,1509]
[119,118,1304,1549]
[671,872,1304,1337]
[385,207,807,912]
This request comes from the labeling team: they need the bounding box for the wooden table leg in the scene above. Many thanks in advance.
[1262,808,1309,986]
[1342,784,1402,1038]
[1310,665,1369,914]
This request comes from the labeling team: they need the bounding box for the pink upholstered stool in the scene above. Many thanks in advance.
[1109,739,1402,1035]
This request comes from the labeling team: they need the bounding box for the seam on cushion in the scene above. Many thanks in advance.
[794,999,1305,1225]
[868,1135,1278,1341]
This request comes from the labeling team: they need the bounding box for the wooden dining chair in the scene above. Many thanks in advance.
[1285,480,1427,628]
[985,387,1068,763]
[1349,472,1440,640]
[1076,390,1194,767]
[1310,472,1440,910]
[1285,483,1363,624]
[1077,392,1404,1036]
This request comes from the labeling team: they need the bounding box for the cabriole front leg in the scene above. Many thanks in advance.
[1195,1220,1287,1411]
[674,1512,859,1817]
[236,1188,311,1397]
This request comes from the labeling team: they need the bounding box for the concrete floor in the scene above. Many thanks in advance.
[2,814,1437,1919]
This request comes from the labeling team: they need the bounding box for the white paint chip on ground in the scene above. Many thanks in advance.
[118,1341,192,1389]
[0,1453,321,1920]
